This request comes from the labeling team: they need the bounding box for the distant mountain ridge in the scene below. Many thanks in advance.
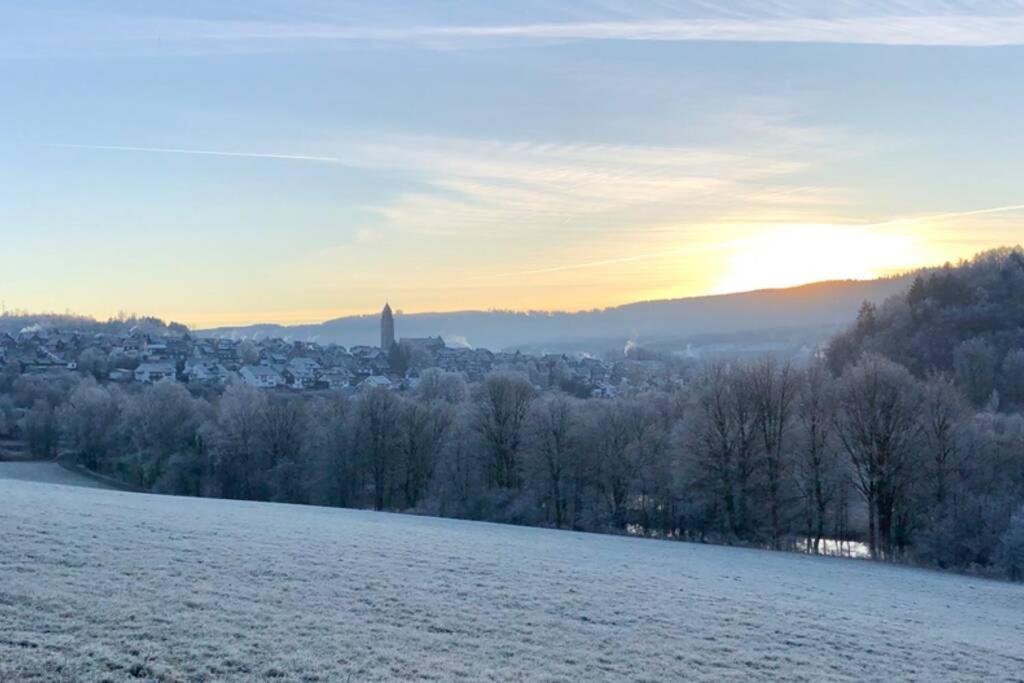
[199,277,914,354]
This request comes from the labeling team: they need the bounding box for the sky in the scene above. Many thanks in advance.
[2,1,1024,328]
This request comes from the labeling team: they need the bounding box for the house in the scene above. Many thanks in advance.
[134,362,177,384]
[108,368,134,383]
[358,375,393,390]
[239,365,282,389]
[318,368,354,390]
[184,360,229,386]
[142,343,168,360]
[399,336,446,353]
[283,357,321,389]
[121,333,148,357]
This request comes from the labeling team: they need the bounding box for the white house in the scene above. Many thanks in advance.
[184,360,229,386]
[134,362,177,384]
[358,375,393,390]
[319,368,354,389]
[240,365,283,389]
[284,357,321,388]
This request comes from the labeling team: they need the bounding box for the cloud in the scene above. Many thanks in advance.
[9,3,1024,58]
[57,113,849,240]
[202,15,1024,49]
[50,144,343,164]
[341,122,850,237]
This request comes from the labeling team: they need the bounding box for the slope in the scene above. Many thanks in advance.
[3,476,1022,681]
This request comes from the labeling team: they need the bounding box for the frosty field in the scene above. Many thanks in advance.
[2,464,1023,682]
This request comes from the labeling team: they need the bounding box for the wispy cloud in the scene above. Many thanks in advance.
[56,114,850,239]
[8,2,1024,58]
[189,16,1024,49]
[335,122,849,237]
[51,144,343,164]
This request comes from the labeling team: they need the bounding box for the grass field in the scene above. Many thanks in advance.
[2,462,1023,682]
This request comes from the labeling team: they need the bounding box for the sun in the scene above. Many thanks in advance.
[714,224,921,294]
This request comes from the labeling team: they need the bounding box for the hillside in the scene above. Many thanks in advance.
[3,466,1023,682]
[827,248,1024,403]
[200,277,912,353]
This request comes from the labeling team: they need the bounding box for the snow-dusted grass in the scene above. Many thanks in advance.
[0,460,112,489]
[2,465,1023,682]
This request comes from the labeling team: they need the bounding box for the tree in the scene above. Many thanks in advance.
[834,355,922,559]
[77,347,109,381]
[352,387,402,510]
[585,399,637,530]
[209,385,268,500]
[126,381,199,487]
[397,398,453,509]
[388,343,412,376]
[687,362,760,541]
[307,395,357,507]
[750,357,798,548]
[60,379,122,471]
[24,399,58,458]
[919,374,967,507]
[953,337,997,407]
[261,395,308,503]
[998,348,1024,408]
[474,373,535,490]
[238,340,260,366]
[524,394,581,528]
[996,505,1024,581]
[416,368,468,404]
[793,362,842,553]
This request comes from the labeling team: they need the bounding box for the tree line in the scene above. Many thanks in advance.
[4,355,1024,580]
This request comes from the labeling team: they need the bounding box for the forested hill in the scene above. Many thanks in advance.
[827,247,1024,405]
[200,277,912,353]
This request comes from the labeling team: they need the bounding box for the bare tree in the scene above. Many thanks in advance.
[750,357,798,549]
[524,394,581,528]
[688,363,760,540]
[397,398,454,509]
[24,399,58,459]
[209,384,268,500]
[793,362,842,553]
[262,395,308,503]
[125,381,200,487]
[352,387,402,510]
[585,399,637,530]
[307,395,357,507]
[953,337,997,406]
[416,368,468,404]
[919,373,967,507]
[834,354,922,559]
[474,373,535,490]
[60,378,122,472]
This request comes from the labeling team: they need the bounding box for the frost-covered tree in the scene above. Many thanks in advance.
[524,394,582,528]
[474,373,535,490]
[209,384,268,500]
[60,378,122,471]
[834,355,922,559]
[996,506,1024,581]
[793,362,843,553]
[953,337,997,407]
[352,387,402,510]
[750,357,798,549]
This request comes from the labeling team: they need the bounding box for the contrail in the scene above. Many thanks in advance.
[50,143,342,164]
[862,203,1024,229]
[481,202,1024,281]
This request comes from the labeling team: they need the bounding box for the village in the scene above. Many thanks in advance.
[0,305,678,400]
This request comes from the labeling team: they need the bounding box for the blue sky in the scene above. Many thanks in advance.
[2,1,1024,326]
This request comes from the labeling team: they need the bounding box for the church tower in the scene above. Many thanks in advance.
[380,303,395,351]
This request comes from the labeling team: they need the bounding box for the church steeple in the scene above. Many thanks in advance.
[380,302,395,351]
